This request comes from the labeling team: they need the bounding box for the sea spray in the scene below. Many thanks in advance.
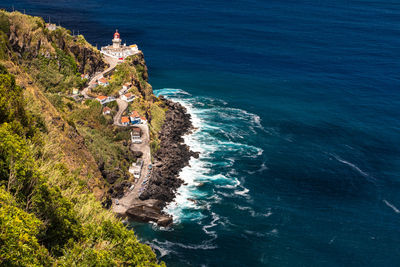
[154,88,264,223]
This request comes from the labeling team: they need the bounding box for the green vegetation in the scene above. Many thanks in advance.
[31,49,85,93]
[0,9,165,265]
[68,99,137,182]
[0,66,163,266]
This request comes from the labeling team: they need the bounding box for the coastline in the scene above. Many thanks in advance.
[139,96,199,208]
[117,95,199,227]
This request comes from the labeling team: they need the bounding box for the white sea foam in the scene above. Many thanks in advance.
[331,154,376,182]
[202,212,219,238]
[152,238,217,251]
[234,186,250,197]
[157,88,264,224]
[150,242,173,257]
[236,205,272,218]
[383,199,400,214]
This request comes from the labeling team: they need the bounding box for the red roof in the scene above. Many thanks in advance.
[97,95,107,100]
[131,111,140,118]
[103,107,111,112]
[124,93,133,98]
[121,116,130,123]
[140,116,146,121]
[114,30,120,39]
[98,77,108,84]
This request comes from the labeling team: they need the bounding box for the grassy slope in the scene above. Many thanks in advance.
[0,10,164,266]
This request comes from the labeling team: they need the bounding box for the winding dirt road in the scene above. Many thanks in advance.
[82,55,118,98]
[113,98,128,126]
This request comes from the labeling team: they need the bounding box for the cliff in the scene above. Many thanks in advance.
[0,10,164,266]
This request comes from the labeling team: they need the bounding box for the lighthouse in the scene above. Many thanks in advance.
[112,30,121,48]
[101,29,139,59]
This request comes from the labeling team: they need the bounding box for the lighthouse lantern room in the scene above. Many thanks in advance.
[112,30,121,48]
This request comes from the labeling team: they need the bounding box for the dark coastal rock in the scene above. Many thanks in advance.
[139,98,199,209]
[100,168,126,184]
[157,217,173,227]
[108,181,131,198]
[126,199,173,226]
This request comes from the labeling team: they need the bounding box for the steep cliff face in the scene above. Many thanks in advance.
[0,11,108,199]
[5,12,106,77]
[126,52,154,100]
[67,41,106,75]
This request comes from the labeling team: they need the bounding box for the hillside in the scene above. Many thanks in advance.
[0,10,165,266]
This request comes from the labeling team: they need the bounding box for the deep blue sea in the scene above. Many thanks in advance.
[3,1,400,266]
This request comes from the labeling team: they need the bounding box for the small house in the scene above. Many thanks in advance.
[140,116,147,125]
[129,159,143,178]
[46,23,57,31]
[119,87,128,96]
[121,116,130,126]
[81,74,89,80]
[72,88,79,95]
[98,77,109,86]
[122,82,132,90]
[131,127,142,143]
[96,95,108,104]
[121,92,135,102]
[102,106,111,115]
[130,44,139,53]
[130,111,141,124]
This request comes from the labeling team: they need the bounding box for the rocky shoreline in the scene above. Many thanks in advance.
[124,96,198,225]
[139,96,199,205]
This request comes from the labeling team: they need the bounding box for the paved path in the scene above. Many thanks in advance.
[113,98,128,126]
[82,55,118,98]
[112,123,151,215]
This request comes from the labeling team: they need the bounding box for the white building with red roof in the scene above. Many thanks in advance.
[121,116,130,126]
[96,95,108,104]
[121,92,135,102]
[100,30,140,59]
[98,77,109,86]
[130,111,141,124]
[140,116,147,125]
[102,106,111,115]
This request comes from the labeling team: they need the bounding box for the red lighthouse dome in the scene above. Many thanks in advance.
[113,30,120,39]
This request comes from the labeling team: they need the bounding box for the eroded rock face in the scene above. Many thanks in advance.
[68,44,106,76]
[108,181,131,198]
[139,97,199,207]
[7,20,105,77]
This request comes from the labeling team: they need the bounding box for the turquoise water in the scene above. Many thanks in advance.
[2,0,400,266]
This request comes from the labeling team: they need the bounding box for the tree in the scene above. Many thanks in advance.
[0,188,51,266]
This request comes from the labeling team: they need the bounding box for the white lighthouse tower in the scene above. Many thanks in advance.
[101,29,139,59]
[112,30,121,48]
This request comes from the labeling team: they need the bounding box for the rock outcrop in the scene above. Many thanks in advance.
[6,12,105,77]
[139,96,199,206]
[68,43,106,76]
[126,199,173,226]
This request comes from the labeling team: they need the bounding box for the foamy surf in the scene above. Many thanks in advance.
[154,88,263,224]
[383,199,400,214]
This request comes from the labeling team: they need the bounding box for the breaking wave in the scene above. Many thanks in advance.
[155,88,264,223]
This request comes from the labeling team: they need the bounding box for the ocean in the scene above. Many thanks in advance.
[2,0,400,266]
